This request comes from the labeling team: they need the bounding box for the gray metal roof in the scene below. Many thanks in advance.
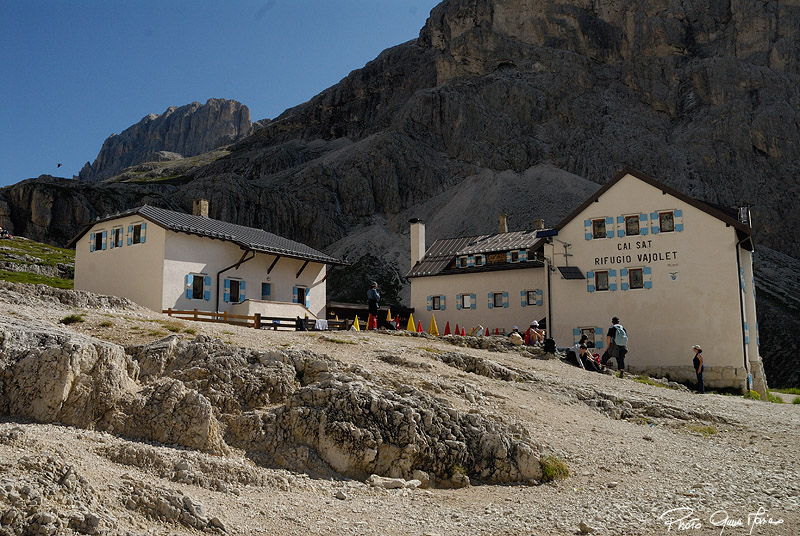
[407,231,545,278]
[70,205,344,265]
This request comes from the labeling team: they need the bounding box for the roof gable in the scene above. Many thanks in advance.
[69,205,344,265]
[555,167,752,236]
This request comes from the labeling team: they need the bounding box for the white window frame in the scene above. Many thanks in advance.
[659,211,675,233]
[431,295,441,310]
[592,218,607,239]
[461,294,471,309]
[526,290,539,306]
[474,254,485,266]
[595,270,610,291]
[261,282,271,301]
[629,268,644,289]
[624,215,640,236]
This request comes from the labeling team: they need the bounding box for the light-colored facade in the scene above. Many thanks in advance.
[407,169,767,394]
[72,205,341,319]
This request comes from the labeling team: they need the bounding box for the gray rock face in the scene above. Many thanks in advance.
[0,0,798,382]
[78,99,252,182]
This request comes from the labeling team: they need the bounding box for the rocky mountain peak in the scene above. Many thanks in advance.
[78,98,252,183]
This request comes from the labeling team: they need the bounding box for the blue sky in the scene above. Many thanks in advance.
[0,0,441,186]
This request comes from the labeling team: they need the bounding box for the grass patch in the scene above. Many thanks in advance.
[183,328,196,335]
[147,330,162,337]
[59,314,84,325]
[793,397,800,405]
[687,424,718,437]
[0,238,74,267]
[0,269,73,289]
[321,337,356,345]
[764,391,784,404]
[418,347,443,354]
[773,387,800,395]
[98,321,113,328]
[540,455,569,482]
[744,390,762,400]
[633,375,671,389]
[222,330,235,335]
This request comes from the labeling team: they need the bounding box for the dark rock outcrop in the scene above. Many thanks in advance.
[78,99,252,182]
[1,0,798,383]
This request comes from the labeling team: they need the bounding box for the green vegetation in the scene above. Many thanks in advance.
[59,314,84,325]
[687,424,718,437]
[418,347,443,354]
[0,269,73,289]
[322,337,356,345]
[773,387,800,395]
[183,328,196,335]
[764,391,784,404]
[744,390,762,400]
[633,375,672,389]
[540,455,569,482]
[99,321,113,328]
[793,397,800,405]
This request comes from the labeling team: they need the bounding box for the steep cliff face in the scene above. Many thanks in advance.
[2,0,799,383]
[78,99,252,182]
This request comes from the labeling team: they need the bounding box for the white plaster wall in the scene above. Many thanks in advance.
[550,173,746,370]
[410,267,546,333]
[73,216,166,311]
[162,231,326,317]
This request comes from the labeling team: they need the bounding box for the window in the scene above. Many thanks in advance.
[296,286,306,306]
[525,290,538,305]
[474,254,485,266]
[93,231,105,251]
[128,222,146,245]
[493,292,504,308]
[431,296,441,310]
[595,270,609,291]
[229,280,241,303]
[261,282,271,301]
[461,294,471,309]
[625,215,640,236]
[592,219,606,239]
[186,274,210,301]
[509,250,519,263]
[629,268,644,289]
[659,211,674,232]
[580,328,596,346]
[191,275,204,299]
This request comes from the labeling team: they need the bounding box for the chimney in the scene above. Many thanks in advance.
[534,219,545,230]
[499,213,508,234]
[193,199,209,217]
[409,218,426,267]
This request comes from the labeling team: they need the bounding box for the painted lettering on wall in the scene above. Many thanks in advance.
[595,240,679,266]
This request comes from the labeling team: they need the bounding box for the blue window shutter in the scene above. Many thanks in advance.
[90,233,96,252]
[502,291,508,308]
[643,266,652,274]
[467,256,475,267]
[643,267,652,289]
[756,322,760,346]
[101,230,107,250]
[440,295,446,311]
[127,225,133,246]
[536,289,543,306]
[426,295,432,311]
[744,322,750,344]
[650,212,659,234]
[519,250,527,262]
[140,222,146,243]
[617,229,625,237]
[521,290,527,307]
[224,278,231,303]
[185,274,193,299]
[621,268,629,290]
[640,214,649,234]
[573,328,581,344]
[488,292,493,309]
[587,271,595,293]
[584,220,592,240]
[617,216,624,224]
[109,230,114,249]
[455,257,461,268]
[305,287,310,309]
[608,269,617,291]
[674,209,683,232]
[239,280,246,303]
[204,275,212,301]
[292,286,298,304]
[605,217,614,238]
[470,293,476,309]
[506,251,512,263]
[457,294,462,310]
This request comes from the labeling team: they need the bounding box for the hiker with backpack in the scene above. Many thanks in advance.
[601,316,628,378]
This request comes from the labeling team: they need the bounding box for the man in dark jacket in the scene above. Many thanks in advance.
[366,282,380,329]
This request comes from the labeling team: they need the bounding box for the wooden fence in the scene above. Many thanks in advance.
[162,308,351,331]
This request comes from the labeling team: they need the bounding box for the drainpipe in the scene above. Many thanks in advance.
[734,235,753,386]
[216,249,256,313]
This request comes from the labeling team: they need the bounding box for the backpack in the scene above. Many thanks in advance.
[613,324,628,347]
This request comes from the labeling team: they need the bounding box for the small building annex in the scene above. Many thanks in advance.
[69,200,344,320]
[407,168,767,394]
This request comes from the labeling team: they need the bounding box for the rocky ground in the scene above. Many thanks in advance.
[0,283,797,535]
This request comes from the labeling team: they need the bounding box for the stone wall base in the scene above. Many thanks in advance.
[627,365,748,393]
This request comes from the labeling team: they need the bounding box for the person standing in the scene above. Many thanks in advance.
[604,316,628,378]
[692,345,704,394]
[366,282,380,330]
